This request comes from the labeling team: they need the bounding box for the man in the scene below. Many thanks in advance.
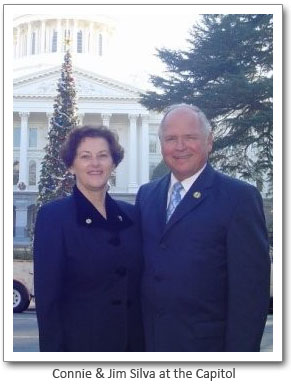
[136,104,270,352]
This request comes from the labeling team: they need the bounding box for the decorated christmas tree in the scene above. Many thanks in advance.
[37,46,79,208]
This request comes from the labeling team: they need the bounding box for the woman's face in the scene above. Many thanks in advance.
[69,136,115,193]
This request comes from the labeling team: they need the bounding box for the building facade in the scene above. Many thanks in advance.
[13,14,162,246]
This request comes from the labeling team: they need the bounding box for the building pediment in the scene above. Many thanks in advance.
[13,66,143,100]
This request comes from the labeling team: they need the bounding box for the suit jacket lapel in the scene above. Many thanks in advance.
[147,174,170,234]
[162,164,216,237]
[154,174,171,230]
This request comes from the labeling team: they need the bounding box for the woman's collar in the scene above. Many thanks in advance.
[73,185,133,231]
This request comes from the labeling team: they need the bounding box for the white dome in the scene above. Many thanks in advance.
[13,14,116,79]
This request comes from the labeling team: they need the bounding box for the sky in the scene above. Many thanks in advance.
[107,10,200,89]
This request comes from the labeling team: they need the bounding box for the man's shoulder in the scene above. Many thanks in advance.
[213,168,260,198]
[139,174,169,194]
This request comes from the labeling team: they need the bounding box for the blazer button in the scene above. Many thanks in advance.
[115,267,127,277]
[160,243,167,249]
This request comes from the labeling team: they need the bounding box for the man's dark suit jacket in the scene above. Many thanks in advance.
[136,164,270,352]
[34,186,144,352]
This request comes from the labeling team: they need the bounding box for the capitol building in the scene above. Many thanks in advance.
[13,14,163,246]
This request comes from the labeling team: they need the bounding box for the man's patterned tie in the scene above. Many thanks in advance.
[166,181,183,222]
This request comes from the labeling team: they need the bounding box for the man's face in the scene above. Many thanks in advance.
[160,108,213,181]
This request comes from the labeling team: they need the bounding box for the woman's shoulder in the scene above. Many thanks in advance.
[37,196,74,219]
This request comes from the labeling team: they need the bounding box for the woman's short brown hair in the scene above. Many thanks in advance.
[60,125,124,168]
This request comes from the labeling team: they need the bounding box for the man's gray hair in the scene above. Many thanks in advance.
[158,103,212,138]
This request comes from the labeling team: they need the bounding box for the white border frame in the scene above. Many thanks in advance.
[4,3,282,362]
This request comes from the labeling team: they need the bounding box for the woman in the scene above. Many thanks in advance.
[34,125,144,352]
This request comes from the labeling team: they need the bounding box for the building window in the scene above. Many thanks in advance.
[77,31,83,53]
[13,161,19,185]
[149,135,158,153]
[98,33,103,56]
[13,127,21,147]
[52,31,57,52]
[29,160,36,186]
[31,32,36,54]
[29,128,37,148]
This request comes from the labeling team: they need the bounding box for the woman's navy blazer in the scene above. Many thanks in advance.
[34,186,144,352]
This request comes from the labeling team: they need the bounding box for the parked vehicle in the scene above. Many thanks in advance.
[13,259,34,313]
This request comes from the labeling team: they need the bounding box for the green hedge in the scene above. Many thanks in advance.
[13,247,33,261]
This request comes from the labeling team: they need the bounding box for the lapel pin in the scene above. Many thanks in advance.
[193,191,201,199]
[118,215,123,221]
[85,218,92,224]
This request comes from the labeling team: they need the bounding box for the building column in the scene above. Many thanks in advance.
[140,114,150,184]
[46,112,53,135]
[101,113,112,127]
[15,27,20,58]
[73,20,78,53]
[18,112,30,189]
[89,22,94,54]
[34,24,39,55]
[27,22,32,55]
[84,24,89,53]
[14,201,28,239]
[40,20,46,54]
[65,19,69,35]
[128,114,139,193]
[45,24,50,53]
[65,19,71,47]
[71,20,75,53]
[78,113,84,125]
[57,19,62,53]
